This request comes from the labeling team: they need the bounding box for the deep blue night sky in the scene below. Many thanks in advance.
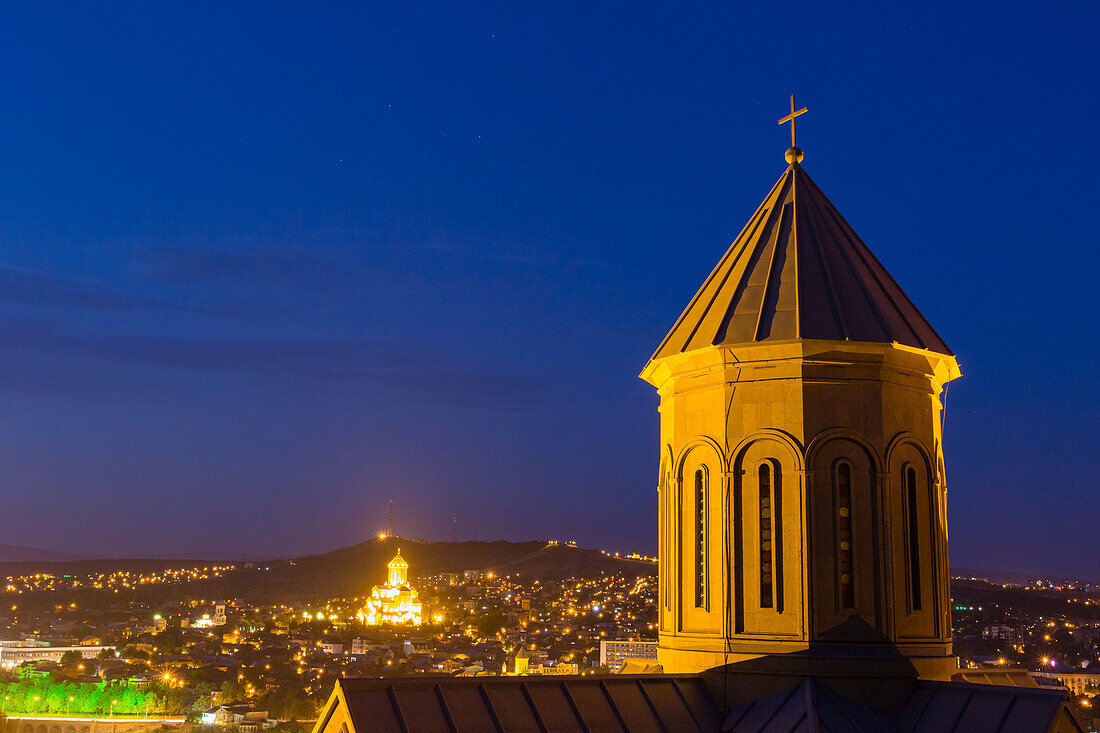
[0,3,1095,577]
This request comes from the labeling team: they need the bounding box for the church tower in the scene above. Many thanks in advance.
[387,549,408,587]
[640,100,961,680]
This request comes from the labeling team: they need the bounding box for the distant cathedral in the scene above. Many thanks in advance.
[359,549,423,626]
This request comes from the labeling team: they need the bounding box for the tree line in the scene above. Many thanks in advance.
[0,679,204,716]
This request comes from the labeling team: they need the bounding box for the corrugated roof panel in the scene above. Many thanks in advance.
[904,686,972,732]
[722,697,758,731]
[953,689,1015,731]
[685,178,789,354]
[810,201,894,345]
[813,683,896,732]
[341,689,403,733]
[895,685,934,731]
[483,682,541,732]
[759,706,809,732]
[525,682,584,732]
[997,693,1070,733]
[437,684,498,731]
[672,678,723,731]
[724,684,801,732]
[329,676,1077,733]
[564,681,624,733]
[391,687,451,731]
[637,679,698,732]
[756,205,799,341]
[600,680,663,733]
[794,201,845,341]
[722,679,900,733]
[899,681,1078,733]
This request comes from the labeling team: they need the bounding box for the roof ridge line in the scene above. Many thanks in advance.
[799,168,950,353]
[813,183,896,342]
[647,169,790,362]
[751,189,793,342]
[760,684,802,730]
[791,163,802,340]
[803,169,926,347]
[802,677,823,732]
[684,197,775,351]
[711,179,790,346]
[802,194,850,338]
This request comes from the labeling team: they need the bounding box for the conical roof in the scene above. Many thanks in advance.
[649,157,952,362]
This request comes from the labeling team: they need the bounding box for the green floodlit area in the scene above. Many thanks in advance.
[0,678,200,717]
[0,674,313,721]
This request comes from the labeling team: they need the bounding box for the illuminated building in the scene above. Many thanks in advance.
[358,549,423,626]
[0,645,113,668]
[192,614,217,629]
[509,647,528,675]
[640,103,960,679]
[191,603,228,629]
[599,639,658,668]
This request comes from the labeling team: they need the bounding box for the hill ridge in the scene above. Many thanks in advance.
[0,536,655,603]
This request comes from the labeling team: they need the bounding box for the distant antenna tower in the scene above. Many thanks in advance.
[387,498,393,536]
[452,516,457,542]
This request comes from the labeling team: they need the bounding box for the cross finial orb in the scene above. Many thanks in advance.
[778,94,808,164]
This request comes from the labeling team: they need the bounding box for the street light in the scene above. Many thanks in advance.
[109,699,118,717]
[67,696,74,715]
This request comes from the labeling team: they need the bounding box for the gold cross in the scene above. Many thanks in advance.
[778,94,808,149]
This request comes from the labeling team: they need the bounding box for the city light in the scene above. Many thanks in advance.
[0,529,1092,712]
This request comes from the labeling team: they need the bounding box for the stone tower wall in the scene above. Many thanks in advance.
[651,340,957,678]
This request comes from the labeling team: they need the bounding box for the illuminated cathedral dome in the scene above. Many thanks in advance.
[358,548,422,626]
[387,549,408,586]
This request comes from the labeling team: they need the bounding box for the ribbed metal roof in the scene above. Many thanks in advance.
[898,680,1083,733]
[321,674,1080,733]
[650,158,952,361]
[723,678,894,732]
[333,675,722,732]
[721,678,1082,733]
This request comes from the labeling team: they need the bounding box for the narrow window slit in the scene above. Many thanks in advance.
[759,464,773,609]
[694,469,707,609]
[905,466,922,611]
[837,463,854,609]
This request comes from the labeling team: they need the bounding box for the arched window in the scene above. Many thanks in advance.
[759,463,782,610]
[660,468,668,611]
[694,468,707,609]
[905,465,922,611]
[836,462,854,609]
[662,474,671,611]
